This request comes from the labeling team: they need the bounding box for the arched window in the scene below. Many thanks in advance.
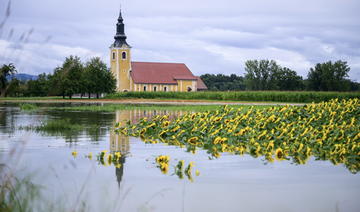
[164,87,167,92]
[122,52,126,59]
[154,86,157,92]
[112,52,116,60]
[143,86,147,91]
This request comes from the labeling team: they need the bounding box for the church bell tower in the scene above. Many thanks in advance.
[110,8,132,92]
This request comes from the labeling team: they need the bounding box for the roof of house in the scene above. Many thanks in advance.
[196,76,208,90]
[130,62,198,84]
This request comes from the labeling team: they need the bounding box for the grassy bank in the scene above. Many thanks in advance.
[53,104,272,112]
[106,91,360,103]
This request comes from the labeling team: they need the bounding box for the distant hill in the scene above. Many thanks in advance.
[7,73,38,81]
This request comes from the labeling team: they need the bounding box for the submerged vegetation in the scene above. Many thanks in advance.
[36,119,83,132]
[19,103,38,111]
[106,91,360,103]
[20,119,84,138]
[116,98,360,173]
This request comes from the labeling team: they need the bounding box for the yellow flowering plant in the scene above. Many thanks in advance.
[117,99,360,173]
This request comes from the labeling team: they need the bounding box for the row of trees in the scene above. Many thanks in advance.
[201,60,359,91]
[3,56,116,98]
[1,58,359,97]
[200,74,245,91]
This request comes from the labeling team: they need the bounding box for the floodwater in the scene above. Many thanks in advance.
[0,103,359,212]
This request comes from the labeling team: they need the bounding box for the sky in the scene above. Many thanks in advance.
[0,0,359,81]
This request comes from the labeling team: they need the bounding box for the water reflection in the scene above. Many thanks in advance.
[0,105,16,135]
[110,111,129,187]
[110,109,184,187]
[1,104,360,212]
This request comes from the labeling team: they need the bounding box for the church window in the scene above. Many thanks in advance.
[154,86,157,92]
[112,52,116,60]
[164,87,167,92]
[143,86,147,91]
[187,87,192,92]
[122,52,126,59]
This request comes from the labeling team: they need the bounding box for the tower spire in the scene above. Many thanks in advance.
[118,4,123,21]
[113,6,130,48]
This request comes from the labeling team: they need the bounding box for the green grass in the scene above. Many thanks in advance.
[0,164,90,212]
[0,165,41,212]
[37,119,83,131]
[106,91,360,103]
[53,104,272,112]
[19,103,38,111]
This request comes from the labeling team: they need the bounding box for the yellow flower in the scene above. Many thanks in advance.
[275,148,284,160]
[297,143,304,153]
[114,152,121,158]
[188,137,199,145]
[107,154,113,163]
[195,170,200,176]
[171,126,180,132]
[265,152,274,163]
[160,163,169,174]
[140,128,147,135]
[147,123,156,128]
[71,151,78,157]
[162,121,170,127]
[156,155,170,164]
[267,141,274,151]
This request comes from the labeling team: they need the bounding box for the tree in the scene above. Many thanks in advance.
[84,57,116,98]
[200,74,245,91]
[6,78,21,97]
[0,63,17,97]
[102,67,117,95]
[273,67,304,90]
[307,60,351,91]
[50,67,66,97]
[53,56,83,99]
[26,73,51,97]
[244,60,305,91]
[244,60,281,90]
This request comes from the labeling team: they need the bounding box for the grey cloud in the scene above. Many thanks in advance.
[0,0,359,81]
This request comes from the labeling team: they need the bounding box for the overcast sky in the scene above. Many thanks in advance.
[0,0,359,81]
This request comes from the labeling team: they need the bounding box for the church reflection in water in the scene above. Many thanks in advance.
[110,109,184,187]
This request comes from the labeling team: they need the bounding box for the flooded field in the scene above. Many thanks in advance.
[0,103,359,212]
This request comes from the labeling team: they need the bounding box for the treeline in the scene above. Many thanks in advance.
[1,56,116,98]
[201,60,360,91]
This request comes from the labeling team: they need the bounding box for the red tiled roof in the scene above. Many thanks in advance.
[195,76,208,90]
[173,75,198,80]
[131,62,197,84]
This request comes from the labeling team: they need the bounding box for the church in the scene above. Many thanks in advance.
[109,10,207,92]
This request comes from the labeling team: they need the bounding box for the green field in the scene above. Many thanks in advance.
[53,104,271,112]
[2,91,360,104]
[106,91,360,103]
